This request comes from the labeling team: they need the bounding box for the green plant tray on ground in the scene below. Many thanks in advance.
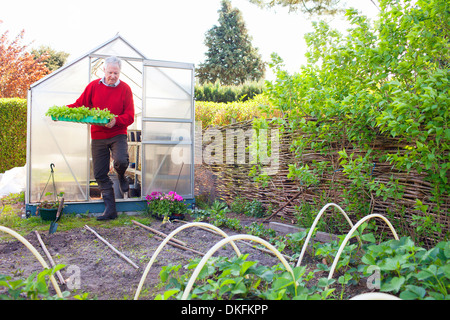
[51,115,109,125]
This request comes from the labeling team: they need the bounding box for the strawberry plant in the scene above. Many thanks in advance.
[156,254,335,300]
[0,265,69,300]
[360,237,450,300]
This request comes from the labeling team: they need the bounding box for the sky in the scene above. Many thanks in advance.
[1,0,380,80]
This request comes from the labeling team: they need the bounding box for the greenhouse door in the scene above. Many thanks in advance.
[141,60,195,200]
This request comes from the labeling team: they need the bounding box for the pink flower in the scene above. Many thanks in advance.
[146,191,164,202]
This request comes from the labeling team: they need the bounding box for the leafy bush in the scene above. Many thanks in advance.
[0,98,27,173]
[263,0,450,243]
[244,200,266,218]
[230,196,266,218]
[230,196,247,214]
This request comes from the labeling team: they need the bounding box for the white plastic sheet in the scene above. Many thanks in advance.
[0,166,26,197]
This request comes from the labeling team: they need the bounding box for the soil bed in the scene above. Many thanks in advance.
[0,214,369,300]
[0,216,287,299]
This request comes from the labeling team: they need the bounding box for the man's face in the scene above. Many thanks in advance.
[104,63,121,85]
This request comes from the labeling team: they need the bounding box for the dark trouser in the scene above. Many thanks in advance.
[91,134,129,192]
[92,134,129,220]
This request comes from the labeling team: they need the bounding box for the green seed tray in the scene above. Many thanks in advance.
[51,115,110,125]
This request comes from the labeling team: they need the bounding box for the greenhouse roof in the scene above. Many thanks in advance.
[30,34,148,89]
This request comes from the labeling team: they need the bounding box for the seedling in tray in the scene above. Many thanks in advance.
[45,105,115,125]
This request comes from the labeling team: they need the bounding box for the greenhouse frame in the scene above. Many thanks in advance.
[25,35,195,215]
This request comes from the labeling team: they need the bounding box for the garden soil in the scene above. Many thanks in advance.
[0,168,369,300]
[0,215,371,300]
[0,216,302,300]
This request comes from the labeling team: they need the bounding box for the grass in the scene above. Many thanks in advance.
[0,192,154,242]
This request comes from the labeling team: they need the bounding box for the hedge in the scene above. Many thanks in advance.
[0,98,27,173]
[195,81,265,103]
[195,94,280,127]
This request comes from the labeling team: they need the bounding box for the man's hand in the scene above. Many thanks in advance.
[105,117,116,128]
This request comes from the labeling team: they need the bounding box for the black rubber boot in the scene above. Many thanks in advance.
[97,189,118,221]
[118,174,129,195]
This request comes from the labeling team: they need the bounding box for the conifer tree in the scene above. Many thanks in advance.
[196,0,266,85]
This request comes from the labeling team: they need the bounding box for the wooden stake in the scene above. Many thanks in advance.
[34,231,66,285]
[173,220,293,260]
[264,188,305,221]
[131,220,187,247]
[84,225,139,270]
[152,234,205,256]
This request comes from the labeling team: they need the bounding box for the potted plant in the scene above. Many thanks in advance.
[38,192,64,221]
[145,191,188,221]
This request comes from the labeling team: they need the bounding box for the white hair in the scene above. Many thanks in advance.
[104,56,121,70]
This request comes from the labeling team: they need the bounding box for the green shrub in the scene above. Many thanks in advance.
[0,98,27,173]
[230,196,247,214]
[244,200,266,218]
[263,0,450,244]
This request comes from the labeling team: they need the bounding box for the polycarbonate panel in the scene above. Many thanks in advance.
[119,59,144,117]
[142,122,191,142]
[142,144,192,197]
[144,66,192,119]
[31,58,89,94]
[144,98,191,119]
[93,37,145,59]
[28,58,91,203]
[142,60,194,201]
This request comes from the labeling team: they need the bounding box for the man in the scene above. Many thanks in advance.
[68,56,134,220]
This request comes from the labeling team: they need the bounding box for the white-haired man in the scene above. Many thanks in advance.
[68,56,134,220]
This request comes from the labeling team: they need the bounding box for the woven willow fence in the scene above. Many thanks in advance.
[196,119,450,245]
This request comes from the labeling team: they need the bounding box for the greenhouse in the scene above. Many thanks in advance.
[25,35,195,215]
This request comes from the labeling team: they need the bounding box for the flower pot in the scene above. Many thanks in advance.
[39,208,58,221]
[150,211,164,220]
[150,212,184,221]
[170,213,185,221]
[129,185,140,198]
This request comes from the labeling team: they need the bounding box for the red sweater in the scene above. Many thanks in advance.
[67,79,134,140]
